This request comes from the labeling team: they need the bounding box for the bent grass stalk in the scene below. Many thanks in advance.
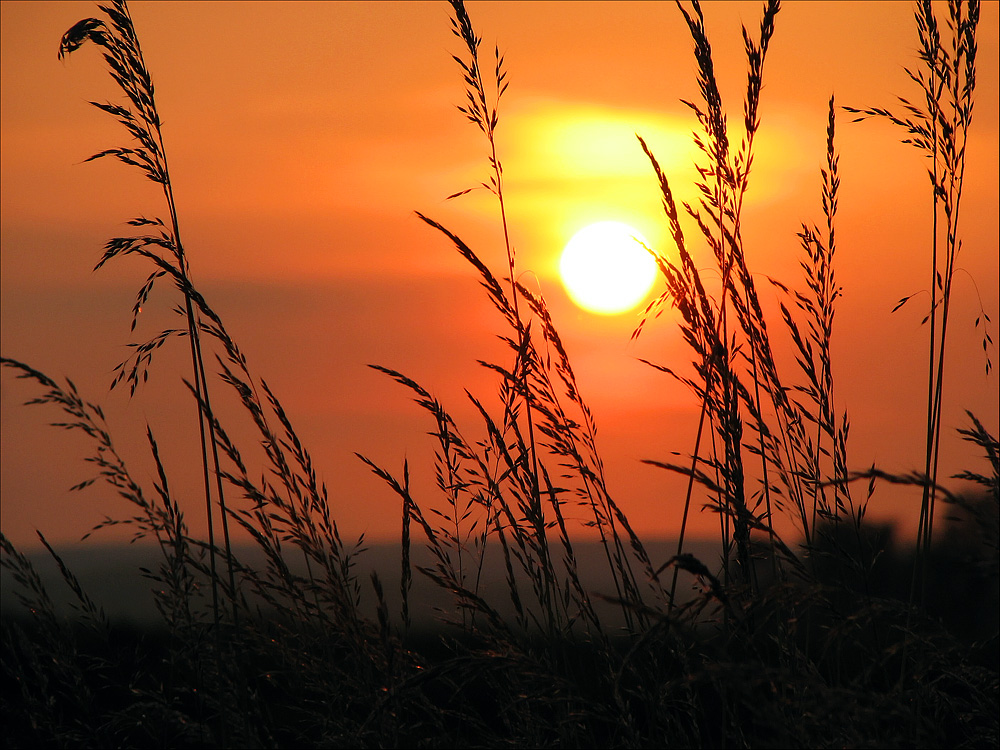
[636,0,782,612]
[58,0,237,636]
[442,0,552,628]
[361,0,654,641]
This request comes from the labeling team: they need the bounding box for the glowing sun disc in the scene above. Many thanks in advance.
[559,221,657,315]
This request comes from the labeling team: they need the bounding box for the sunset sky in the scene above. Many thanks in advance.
[1,1,997,552]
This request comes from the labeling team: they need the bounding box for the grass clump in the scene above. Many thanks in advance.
[2,0,996,747]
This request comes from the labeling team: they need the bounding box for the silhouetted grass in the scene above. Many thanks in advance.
[1,0,996,747]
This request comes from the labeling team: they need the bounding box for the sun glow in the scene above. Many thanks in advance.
[559,221,658,315]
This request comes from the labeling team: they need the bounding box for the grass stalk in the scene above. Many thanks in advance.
[58,1,239,638]
[846,0,980,613]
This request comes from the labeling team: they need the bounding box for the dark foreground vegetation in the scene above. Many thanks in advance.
[2,1,997,747]
[2,515,998,748]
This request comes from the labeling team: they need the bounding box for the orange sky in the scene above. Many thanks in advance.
[2,1,998,551]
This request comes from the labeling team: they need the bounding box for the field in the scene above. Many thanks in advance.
[1,1,997,747]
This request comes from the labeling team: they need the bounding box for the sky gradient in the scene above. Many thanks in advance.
[2,1,998,550]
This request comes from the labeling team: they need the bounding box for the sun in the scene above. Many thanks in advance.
[559,221,658,315]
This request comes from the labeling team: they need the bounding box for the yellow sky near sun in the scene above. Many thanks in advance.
[1,1,998,549]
